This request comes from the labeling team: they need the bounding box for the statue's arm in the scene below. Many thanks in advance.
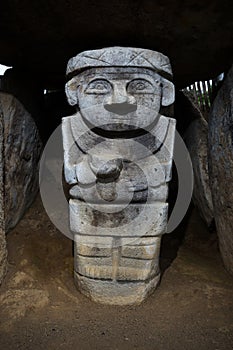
[62,116,96,186]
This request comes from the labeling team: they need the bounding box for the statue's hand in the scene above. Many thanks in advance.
[90,157,123,182]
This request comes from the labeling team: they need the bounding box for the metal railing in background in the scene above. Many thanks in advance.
[183,73,224,119]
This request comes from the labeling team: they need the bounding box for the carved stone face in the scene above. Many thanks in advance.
[67,67,174,132]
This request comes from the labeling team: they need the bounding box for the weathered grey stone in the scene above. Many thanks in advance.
[0,93,42,284]
[0,107,7,285]
[62,47,176,304]
[70,201,168,236]
[66,47,172,81]
[185,117,214,227]
[0,93,42,231]
[209,65,233,274]
[0,231,6,286]
[74,272,160,305]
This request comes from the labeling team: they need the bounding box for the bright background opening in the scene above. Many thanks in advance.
[0,64,12,75]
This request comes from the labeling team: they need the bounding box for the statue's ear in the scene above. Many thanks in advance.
[65,77,79,106]
[161,78,175,106]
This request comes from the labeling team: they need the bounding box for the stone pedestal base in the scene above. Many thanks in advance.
[70,200,167,304]
[74,272,160,305]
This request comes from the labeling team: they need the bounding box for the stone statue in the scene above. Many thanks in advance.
[62,47,176,304]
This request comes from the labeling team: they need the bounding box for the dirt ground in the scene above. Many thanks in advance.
[0,195,233,350]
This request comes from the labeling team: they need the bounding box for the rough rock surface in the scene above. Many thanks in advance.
[0,92,42,232]
[0,107,6,285]
[185,117,214,228]
[0,212,6,285]
[0,232,7,285]
[209,65,233,274]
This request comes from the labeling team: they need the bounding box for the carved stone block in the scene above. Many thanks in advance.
[62,47,176,304]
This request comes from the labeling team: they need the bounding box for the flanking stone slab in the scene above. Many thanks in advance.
[185,117,214,228]
[0,92,42,285]
[0,93,42,231]
[209,65,233,274]
[0,106,6,285]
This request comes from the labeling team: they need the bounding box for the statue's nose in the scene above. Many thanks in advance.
[104,85,137,115]
[104,102,137,115]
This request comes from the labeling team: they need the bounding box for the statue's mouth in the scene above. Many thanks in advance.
[92,125,148,138]
[79,111,160,139]
[80,114,159,139]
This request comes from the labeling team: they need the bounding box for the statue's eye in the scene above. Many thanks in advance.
[127,79,154,94]
[85,80,111,94]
